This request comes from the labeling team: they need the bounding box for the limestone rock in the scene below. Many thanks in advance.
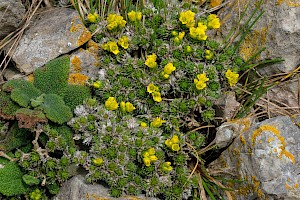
[9,8,91,74]
[0,0,25,39]
[214,91,240,120]
[220,0,300,75]
[69,44,99,82]
[210,116,300,200]
[54,175,158,200]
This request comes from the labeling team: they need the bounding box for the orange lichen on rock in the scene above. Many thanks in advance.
[70,17,92,46]
[252,124,295,164]
[239,27,269,61]
[240,135,246,145]
[210,0,223,7]
[68,73,89,85]
[268,137,274,143]
[71,55,82,72]
[276,0,300,7]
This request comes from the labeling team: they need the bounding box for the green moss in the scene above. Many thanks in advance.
[34,56,70,95]
[0,91,20,120]
[63,85,91,111]
[0,158,28,196]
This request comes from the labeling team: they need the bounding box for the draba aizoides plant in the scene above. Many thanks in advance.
[69,0,245,199]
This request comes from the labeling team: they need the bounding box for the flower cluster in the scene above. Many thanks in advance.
[147,83,162,102]
[106,14,126,30]
[87,12,99,23]
[194,73,209,90]
[190,22,208,41]
[105,97,119,110]
[179,10,195,28]
[127,10,142,22]
[145,53,157,68]
[225,69,239,86]
[102,41,119,55]
[117,36,129,49]
[120,101,136,113]
[207,14,221,29]
[161,162,173,172]
[143,148,158,166]
[165,135,180,151]
[161,62,176,79]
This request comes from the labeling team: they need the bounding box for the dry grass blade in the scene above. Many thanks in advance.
[184,142,200,187]
[197,173,208,200]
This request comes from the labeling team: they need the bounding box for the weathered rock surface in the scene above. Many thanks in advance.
[54,175,158,200]
[0,0,25,39]
[257,78,299,116]
[220,0,300,75]
[8,8,91,74]
[214,91,240,120]
[210,116,300,200]
[69,43,99,80]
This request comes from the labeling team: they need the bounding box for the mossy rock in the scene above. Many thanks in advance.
[64,85,91,111]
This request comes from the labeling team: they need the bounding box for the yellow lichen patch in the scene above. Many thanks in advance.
[210,0,223,7]
[285,182,293,190]
[87,40,99,54]
[70,17,92,46]
[294,183,299,188]
[240,135,246,145]
[268,137,274,143]
[252,176,264,198]
[71,55,82,72]
[239,27,269,61]
[252,124,296,164]
[27,74,34,83]
[78,28,92,46]
[68,73,89,85]
[228,118,251,133]
[276,0,300,7]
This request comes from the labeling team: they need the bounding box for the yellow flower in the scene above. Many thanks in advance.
[165,139,172,147]
[125,102,136,112]
[118,36,129,49]
[170,135,179,144]
[207,14,221,29]
[102,41,119,55]
[143,157,151,167]
[194,73,209,90]
[140,122,147,127]
[185,45,192,53]
[205,50,214,60]
[93,80,102,89]
[128,10,142,21]
[150,117,166,128]
[92,158,103,166]
[189,22,207,41]
[161,72,170,79]
[147,148,155,155]
[120,101,126,112]
[152,92,162,102]
[87,13,99,23]
[147,83,159,94]
[105,97,119,110]
[162,162,173,172]
[106,14,126,30]
[145,53,157,68]
[149,155,158,161]
[174,37,180,44]
[178,32,185,40]
[163,63,176,75]
[179,10,195,28]
[171,31,178,36]
[225,69,239,86]
[171,144,180,151]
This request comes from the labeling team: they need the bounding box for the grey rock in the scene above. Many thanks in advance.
[2,67,23,80]
[214,91,240,120]
[0,0,25,39]
[210,116,300,200]
[54,175,158,200]
[215,118,254,149]
[257,78,299,116]
[220,0,300,75]
[9,8,91,74]
[69,46,99,80]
